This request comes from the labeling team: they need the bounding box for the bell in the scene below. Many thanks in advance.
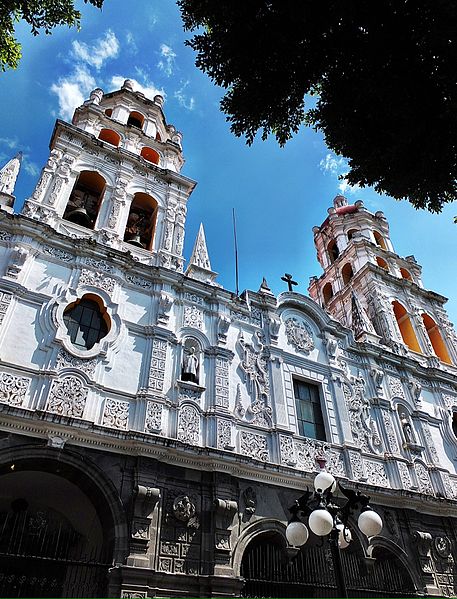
[126,233,145,248]
[66,207,92,227]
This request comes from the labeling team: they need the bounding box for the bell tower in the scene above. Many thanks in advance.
[309,195,457,367]
[22,79,196,271]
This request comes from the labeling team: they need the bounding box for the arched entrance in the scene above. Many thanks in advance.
[240,531,418,598]
[0,449,127,598]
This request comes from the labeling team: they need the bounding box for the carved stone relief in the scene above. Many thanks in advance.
[55,348,97,377]
[177,405,200,445]
[422,423,439,465]
[382,410,400,453]
[388,376,405,398]
[215,357,230,409]
[279,435,296,466]
[183,305,203,330]
[6,245,28,279]
[240,431,269,462]
[365,460,389,487]
[236,332,272,427]
[125,274,152,290]
[284,317,314,353]
[42,245,73,263]
[348,450,366,481]
[0,291,12,325]
[414,462,434,495]
[0,372,30,407]
[47,376,87,418]
[398,462,413,490]
[341,375,382,453]
[102,398,129,430]
[217,419,233,450]
[148,338,167,393]
[79,268,115,294]
[144,401,162,433]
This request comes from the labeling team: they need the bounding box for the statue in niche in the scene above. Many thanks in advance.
[400,412,416,444]
[181,344,199,384]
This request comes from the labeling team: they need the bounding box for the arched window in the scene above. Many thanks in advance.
[63,294,110,350]
[127,111,144,129]
[104,108,113,117]
[392,301,422,353]
[376,256,389,271]
[373,230,387,249]
[124,192,158,250]
[98,128,120,147]
[422,313,452,364]
[327,240,339,263]
[63,171,105,229]
[140,146,160,165]
[341,263,353,285]
[323,282,333,305]
[400,267,412,281]
[347,228,358,241]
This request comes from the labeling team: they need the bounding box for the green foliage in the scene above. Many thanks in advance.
[179,0,457,212]
[0,0,104,71]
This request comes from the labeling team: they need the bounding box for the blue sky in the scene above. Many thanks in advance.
[2,0,457,326]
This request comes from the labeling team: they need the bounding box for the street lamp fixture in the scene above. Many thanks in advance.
[285,470,383,598]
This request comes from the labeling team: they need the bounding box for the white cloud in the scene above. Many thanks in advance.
[157,44,176,77]
[72,30,120,70]
[319,152,360,195]
[174,81,195,111]
[23,158,40,177]
[0,137,19,150]
[126,31,138,54]
[50,65,96,120]
[109,75,164,101]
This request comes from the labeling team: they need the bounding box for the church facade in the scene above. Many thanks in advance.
[0,81,456,598]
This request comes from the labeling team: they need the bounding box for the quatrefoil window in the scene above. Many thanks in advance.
[63,294,110,350]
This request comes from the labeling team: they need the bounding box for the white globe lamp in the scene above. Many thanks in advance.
[308,508,334,536]
[358,509,383,537]
[286,521,309,547]
[313,471,336,493]
[336,522,352,549]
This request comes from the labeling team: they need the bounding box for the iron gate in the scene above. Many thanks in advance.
[0,506,111,597]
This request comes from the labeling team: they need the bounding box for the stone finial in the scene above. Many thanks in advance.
[122,79,134,91]
[0,152,22,197]
[185,223,219,285]
[189,223,211,270]
[351,291,376,340]
[88,88,103,105]
[154,94,164,108]
[333,194,348,209]
[258,277,274,295]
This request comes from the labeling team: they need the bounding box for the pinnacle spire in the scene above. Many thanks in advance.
[185,223,219,285]
[0,152,22,212]
[351,291,376,340]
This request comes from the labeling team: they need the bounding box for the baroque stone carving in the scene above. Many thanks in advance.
[388,376,405,398]
[237,332,272,427]
[348,451,366,481]
[6,245,28,279]
[414,462,434,495]
[279,435,296,465]
[370,367,384,396]
[125,274,152,289]
[177,405,200,445]
[47,376,87,418]
[422,423,439,465]
[382,410,400,453]
[400,412,417,445]
[242,487,257,515]
[408,380,422,405]
[42,245,73,263]
[55,348,97,376]
[102,398,129,430]
[148,338,167,393]
[173,495,196,523]
[157,292,173,324]
[365,460,389,487]
[144,401,162,432]
[341,375,382,453]
[121,591,147,598]
[217,315,231,343]
[85,257,114,273]
[0,291,12,325]
[184,305,203,330]
[215,357,229,409]
[284,317,314,353]
[0,372,30,407]
[398,462,413,490]
[79,269,115,294]
[240,431,269,462]
[217,419,232,449]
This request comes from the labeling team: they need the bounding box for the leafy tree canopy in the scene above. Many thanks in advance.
[1,0,104,72]
[179,0,457,212]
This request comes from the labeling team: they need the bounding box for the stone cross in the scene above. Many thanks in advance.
[281,273,298,292]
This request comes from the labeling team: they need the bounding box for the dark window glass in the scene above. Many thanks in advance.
[294,380,326,440]
[63,298,108,350]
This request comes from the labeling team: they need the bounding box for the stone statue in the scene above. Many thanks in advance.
[182,346,199,384]
[400,412,416,444]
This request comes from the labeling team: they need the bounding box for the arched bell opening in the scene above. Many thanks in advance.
[127,111,144,129]
[327,239,339,263]
[322,282,333,305]
[373,230,387,250]
[392,301,422,353]
[376,256,389,271]
[400,267,412,281]
[98,128,120,147]
[341,262,354,285]
[63,171,106,230]
[123,192,158,251]
[347,228,358,241]
[140,146,160,165]
[422,313,452,364]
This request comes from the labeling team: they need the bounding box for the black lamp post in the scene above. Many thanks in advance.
[285,469,383,598]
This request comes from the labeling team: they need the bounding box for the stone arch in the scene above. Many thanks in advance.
[140,146,160,165]
[123,192,158,250]
[341,262,354,284]
[373,230,387,249]
[421,312,452,364]
[127,110,145,129]
[368,535,423,593]
[392,301,422,353]
[63,170,106,230]
[232,518,286,577]
[0,444,129,564]
[98,128,121,147]
[322,282,333,305]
